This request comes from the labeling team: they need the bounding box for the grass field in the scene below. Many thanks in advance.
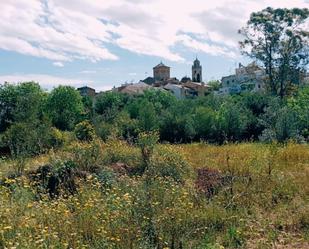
[0,141,308,248]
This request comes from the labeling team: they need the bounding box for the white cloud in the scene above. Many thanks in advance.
[177,34,238,59]
[80,70,97,74]
[0,73,88,90]
[53,62,64,67]
[0,0,118,62]
[0,73,114,92]
[0,0,308,63]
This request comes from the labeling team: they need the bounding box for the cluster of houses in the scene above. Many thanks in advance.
[78,59,309,98]
[113,58,210,98]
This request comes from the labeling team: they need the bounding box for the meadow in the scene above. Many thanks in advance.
[0,140,308,249]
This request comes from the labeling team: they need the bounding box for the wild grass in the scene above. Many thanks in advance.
[0,141,308,248]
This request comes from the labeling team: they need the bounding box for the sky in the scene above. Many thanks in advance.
[0,0,308,91]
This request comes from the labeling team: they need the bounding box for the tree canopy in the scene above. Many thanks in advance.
[239,7,309,97]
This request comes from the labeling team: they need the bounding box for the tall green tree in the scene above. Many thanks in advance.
[215,102,249,142]
[46,86,83,130]
[239,7,309,97]
[138,100,158,132]
[193,106,215,140]
[0,82,45,132]
[288,86,309,138]
[95,91,125,121]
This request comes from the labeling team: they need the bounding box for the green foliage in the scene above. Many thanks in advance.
[103,139,141,167]
[208,80,222,91]
[260,102,301,142]
[114,111,140,142]
[148,146,190,183]
[49,127,67,148]
[239,7,309,97]
[46,86,83,130]
[74,120,95,141]
[0,82,46,132]
[137,100,158,132]
[69,140,103,172]
[160,101,196,143]
[216,102,249,142]
[223,226,244,248]
[82,95,94,119]
[137,131,159,169]
[288,86,309,138]
[142,89,177,110]
[2,121,54,157]
[194,106,216,141]
[95,91,125,121]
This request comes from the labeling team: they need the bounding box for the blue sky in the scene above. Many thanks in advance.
[0,0,308,91]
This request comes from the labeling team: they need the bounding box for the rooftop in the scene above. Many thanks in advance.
[153,62,170,69]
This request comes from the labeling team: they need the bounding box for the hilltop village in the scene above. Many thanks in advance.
[78,58,309,98]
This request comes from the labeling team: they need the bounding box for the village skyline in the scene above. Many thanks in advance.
[1,0,308,91]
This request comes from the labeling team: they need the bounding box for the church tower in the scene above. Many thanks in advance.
[192,57,202,82]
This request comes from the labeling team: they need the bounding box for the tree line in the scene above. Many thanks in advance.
[1,82,309,158]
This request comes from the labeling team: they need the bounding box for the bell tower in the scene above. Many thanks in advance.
[192,57,202,82]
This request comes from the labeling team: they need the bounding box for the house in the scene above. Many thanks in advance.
[181,76,191,83]
[162,83,184,99]
[183,81,210,97]
[142,76,155,85]
[116,82,153,95]
[219,62,266,94]
[77,86,96,97]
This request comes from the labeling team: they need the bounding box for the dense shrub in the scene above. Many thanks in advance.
[2,121,54,157]
[148,146,190,182]
[28,160,78,197]
[49,127,67,148]
[69,140,104,172]
[215,102,249,142]
[95,91,125,121]
[103,139,141,167]
[260,104,301,142]
[74,120,95,141]
[114,111,140,142]
[193,107,216,141]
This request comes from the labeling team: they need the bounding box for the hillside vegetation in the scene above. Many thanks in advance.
[1,139,308,249]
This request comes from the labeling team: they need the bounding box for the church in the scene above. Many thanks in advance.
[139,57,209,98]
[192,57,202,83]
[142,57,204,85]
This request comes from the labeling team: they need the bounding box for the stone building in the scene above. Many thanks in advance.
[153,62,170,82]
[219,62,265,94]
[115,82,153,95]
[192,58,202,82]
[77,86,96,97]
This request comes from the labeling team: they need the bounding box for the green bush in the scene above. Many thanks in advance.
[45,86,83,131]
[3,121,52,157]
[69,140,103,172]
[74,120,95,141]
[103,139,141,168]
[49,127,67,148]
[148,145,190,182]
[260,105,301,142]
[94,120,114,141]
